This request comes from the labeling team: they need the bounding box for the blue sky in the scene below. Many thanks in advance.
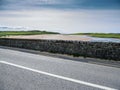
[0,0,120,33]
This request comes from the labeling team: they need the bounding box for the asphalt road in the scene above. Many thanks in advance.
[0,47,120,90]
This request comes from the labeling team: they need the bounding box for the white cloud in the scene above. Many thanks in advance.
[0,9,120,33]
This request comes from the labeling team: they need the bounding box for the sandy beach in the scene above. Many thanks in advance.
[7,34,92,41]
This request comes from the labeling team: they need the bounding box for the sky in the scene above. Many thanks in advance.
[0,0,120,33]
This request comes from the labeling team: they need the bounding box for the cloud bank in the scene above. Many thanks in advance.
[0,0,120,10]
[0,0,120,33]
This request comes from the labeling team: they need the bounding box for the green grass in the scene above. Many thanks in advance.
[0,30,60,37]
[73,33,120,39]
[1,31,120,39]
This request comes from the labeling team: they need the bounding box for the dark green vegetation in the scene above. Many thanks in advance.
[0,30,59,37]
[74,33,120,39]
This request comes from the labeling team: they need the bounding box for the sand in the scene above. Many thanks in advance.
[6,34,92,41]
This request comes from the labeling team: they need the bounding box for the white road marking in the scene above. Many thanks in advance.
[0,61,117,90]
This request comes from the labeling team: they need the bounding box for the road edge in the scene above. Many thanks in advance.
[0,45,120,68]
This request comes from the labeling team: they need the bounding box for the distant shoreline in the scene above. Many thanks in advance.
[73,33,120,39]
[0,31,120,42]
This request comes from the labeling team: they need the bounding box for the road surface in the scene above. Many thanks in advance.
[0,47,120,90]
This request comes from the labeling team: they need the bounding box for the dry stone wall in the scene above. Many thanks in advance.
[0,38,120,61]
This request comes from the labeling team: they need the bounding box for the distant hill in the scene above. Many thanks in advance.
[0,26,26,31]
[0,30,60,37]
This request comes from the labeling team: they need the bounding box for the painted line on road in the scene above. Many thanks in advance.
[0,61,117,90]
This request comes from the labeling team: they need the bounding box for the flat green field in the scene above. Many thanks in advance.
[0,30,59,37]
[1,31,120,39]
[74,33,120,39]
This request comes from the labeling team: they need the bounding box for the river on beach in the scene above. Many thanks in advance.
[86,36,120,43]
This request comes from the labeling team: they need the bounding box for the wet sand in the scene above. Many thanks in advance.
[6,34,92,41]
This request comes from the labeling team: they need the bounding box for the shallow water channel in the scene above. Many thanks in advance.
[83,35,120,43]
